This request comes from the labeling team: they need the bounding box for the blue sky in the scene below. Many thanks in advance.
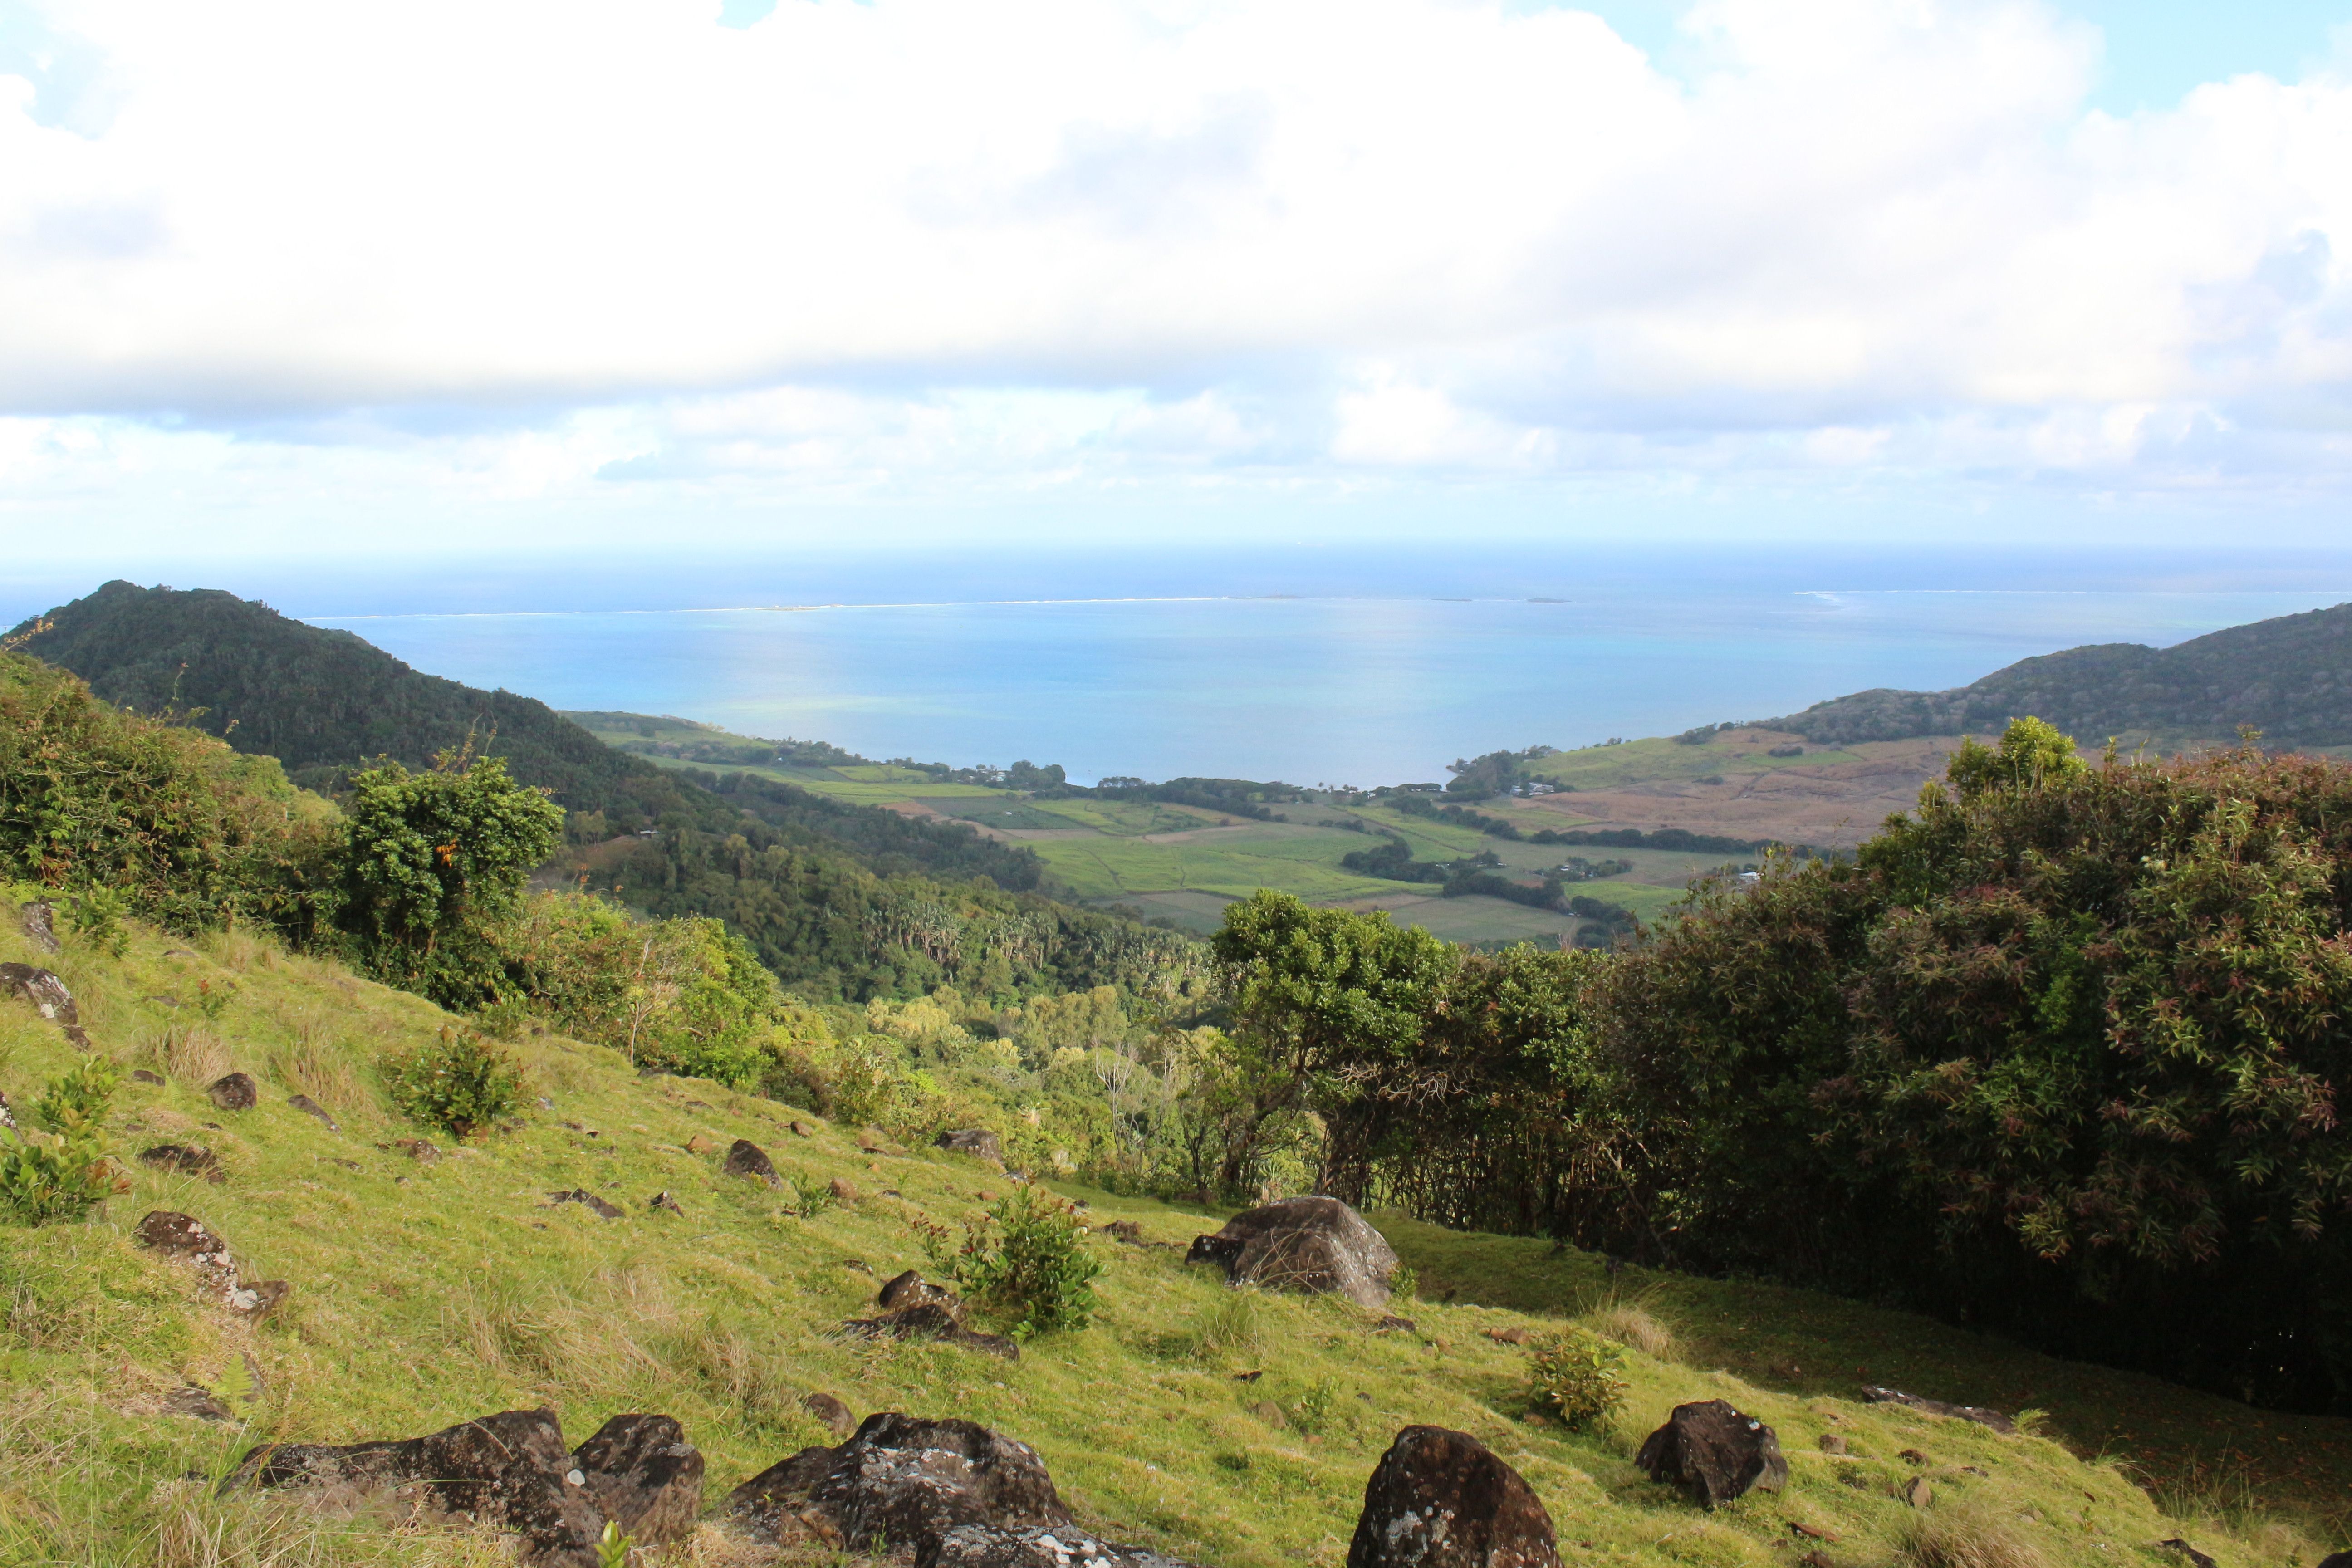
[1,0,2350,570]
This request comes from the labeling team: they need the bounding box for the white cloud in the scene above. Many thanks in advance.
[0,0,2350,553]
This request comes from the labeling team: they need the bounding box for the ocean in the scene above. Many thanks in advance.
[284,550,2352,786]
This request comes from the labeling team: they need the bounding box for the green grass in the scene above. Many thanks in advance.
[0,900,2342,1568]
[1028,823,1406,903]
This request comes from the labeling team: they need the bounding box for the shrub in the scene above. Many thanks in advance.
[926,1186,1103,1339]
[0,1059,122,1225]
[1526,1328,1626,1431]
[63,885,129,957]
[382,1028,524,1138]
[784,1173,838,1220]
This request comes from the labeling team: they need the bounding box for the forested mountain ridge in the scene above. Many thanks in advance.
[1765,598,2352,747]
[4,583,1211,1003]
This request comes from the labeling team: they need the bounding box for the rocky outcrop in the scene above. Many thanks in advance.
[17,900,59,955]
[725,1138,780,1186]
[1634,1400,1787,1509]
[134,1210,288,1318]
[1346,1426,1559,1568]
[1859,1386,2017,1434]
[727,1411,1197,1568]
[1187,1196,1399,1308]
[572,1413,704,1546]
[549,1189,623,1220]
[222,1407,607,1567]
[845,1273,1019,1361]
[207,1072,258,1111]
[1,963,87,1047]
[937,1129,1004,1162]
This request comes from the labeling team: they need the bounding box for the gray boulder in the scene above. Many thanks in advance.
[926,1524,1202,1568]
[17,900,58,955]
[727,1413,1068,1550]
[725,1138,779,1186]
[937,1129,1004,1162]
[1347,1426,1559,1568]
[1187,1196,1399,1308]
[573,1413,703,1546]
[207,1072,258,1111]
[1634,1400,1787,1509]
[222,1407,606,1567]
[0,962,87,1046]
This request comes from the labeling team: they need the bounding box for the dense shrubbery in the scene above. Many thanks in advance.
[923,1186,1104,1339]
[1526,1329,1627,1431]
[382,1028,526,1138]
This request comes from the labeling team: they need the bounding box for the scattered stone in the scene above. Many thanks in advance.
[2156,1542,2218,1568]
[1859,1385,2017,1435]
[976,1189,999,1204]
[1187,1196,1401,1308]
[724,1138,779,1186]
[1233,1370,1264,1382]
[649,1191,683,1215]
[207,1073,258,1112]
[1485,1326,1532,1345]
[937,1128,1004,1162]
[1799,1553,1835,1568]
[1816,1433,1848,1455]
[1789,1522,1837,1542]
[167,1385,238,1422]
[725,1413,1071,1553]
[2313,1553,2352,1568]
[134,1211,289,1319]
[538,1096,556,1111]
[803,1392,857,1437]
[0,962,87,1046]
[686,1132,719,1155]
[1105,1220,1144,1244]
[140,1144,224,1182]
[573,1413,704,1547]
[548,1190,623,1220]
[326,1158,361,1171]
[17,899,59,954]
[789,1119,815,1137]
[1902,1477,1933,1509]
[845,1274,1019,1361]
[1371,1315,1418,1334]
[1634,1400,1788,1509]
[842,1259,873,1274]
[287,1094,338,1131]
[1344,1425,1560,1568]
[879,1269,959,1311]
[132,1069,167,1086]
[929,1524,1203,1568]
[1249,1400,1287,1428]
[222,1407,605,1567]
[1898,1448,1927,1466]
[389,1139,440,1162]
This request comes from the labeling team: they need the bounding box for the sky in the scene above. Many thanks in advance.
[2,0,2351,571]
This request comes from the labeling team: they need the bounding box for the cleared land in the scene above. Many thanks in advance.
[1,910,2340,1563]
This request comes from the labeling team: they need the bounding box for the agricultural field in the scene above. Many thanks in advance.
[566,713,1763,941]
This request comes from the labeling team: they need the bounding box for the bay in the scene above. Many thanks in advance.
[310,583,2352,787]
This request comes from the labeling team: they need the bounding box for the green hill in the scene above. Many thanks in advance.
[0,900,2340,1566]
[1765,600,2352,748]
[7,588,1224,1002]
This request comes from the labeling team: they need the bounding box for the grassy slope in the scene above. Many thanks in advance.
[2,907,2341,1567]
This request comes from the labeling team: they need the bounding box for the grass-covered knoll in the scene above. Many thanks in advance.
[1517,730,1870,793]
[0,906,2338,1566]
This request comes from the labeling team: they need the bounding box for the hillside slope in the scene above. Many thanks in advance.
[9,583,1040,896]
[0,898,2340,1566]
[1766,600,2352,748]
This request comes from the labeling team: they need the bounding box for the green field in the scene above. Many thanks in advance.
[566,713,1730,942]
[1,908,2338,1565]
[1524,729,1872,792]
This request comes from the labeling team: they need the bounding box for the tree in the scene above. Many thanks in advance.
[1209,891,1459,1198]
[335,751,564,1007]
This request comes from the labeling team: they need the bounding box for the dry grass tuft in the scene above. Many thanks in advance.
[1186,1291,1266,1362]
[1901,1504,2051,1568]
[1584,1300,1678,1361]
[262,1028,368,1119]
[144,1025,235,1088]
